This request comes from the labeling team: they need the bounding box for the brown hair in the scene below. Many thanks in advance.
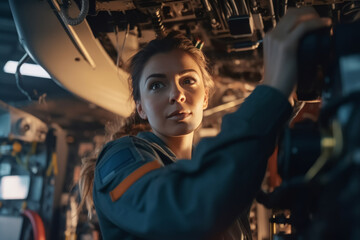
[78,31,214,218]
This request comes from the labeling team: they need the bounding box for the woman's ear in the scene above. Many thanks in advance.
[203,89,209,110]
[136,101,147,119]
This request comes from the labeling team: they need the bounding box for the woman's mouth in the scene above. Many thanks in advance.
[167,111,192,120]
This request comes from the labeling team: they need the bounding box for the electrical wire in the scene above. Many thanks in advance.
[305,120,343,181]
[224,1,232,18]
[209,0,228,29]
[203,0,212,11]
[15,53,32,101]
[241,0,250,15]
[116,23,130,69]
[114,25,120,65]
[229,0,240,15]
[114,23,130,83]
[22,209,46,240]
[268,0,277,27]
[284,0,288,15]
[342,0,360,15]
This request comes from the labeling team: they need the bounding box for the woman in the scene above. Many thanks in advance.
[79,7,330,240]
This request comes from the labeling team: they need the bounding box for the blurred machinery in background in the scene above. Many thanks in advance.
[258,15,360,240]
[0,100,68,240]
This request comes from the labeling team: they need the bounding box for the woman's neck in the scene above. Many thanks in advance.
[154,132,194,160]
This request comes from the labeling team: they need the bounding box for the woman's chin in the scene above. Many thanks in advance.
[168,124,197,137]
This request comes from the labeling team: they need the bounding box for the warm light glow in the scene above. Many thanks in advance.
[3,60,51,79]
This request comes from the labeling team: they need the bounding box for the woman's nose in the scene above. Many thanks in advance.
[169,84,186,104]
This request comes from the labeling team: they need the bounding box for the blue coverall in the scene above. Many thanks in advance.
[93,85,292,240]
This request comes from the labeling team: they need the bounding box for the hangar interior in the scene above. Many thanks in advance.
[0,0,359,239]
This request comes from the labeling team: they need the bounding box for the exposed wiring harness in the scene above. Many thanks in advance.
[149,8,167,38]
[15,53,32,101]
[216,0,250,21]
[59,0,89,26]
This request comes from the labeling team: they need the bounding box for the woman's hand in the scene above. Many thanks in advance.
[263,7,331,100]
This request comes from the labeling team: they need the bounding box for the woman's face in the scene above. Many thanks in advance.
[136,49,208,138]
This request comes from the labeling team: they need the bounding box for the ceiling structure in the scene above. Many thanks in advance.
[0,0,117,140]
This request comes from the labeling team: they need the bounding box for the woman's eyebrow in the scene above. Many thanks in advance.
[145,73,166,83]
[179,69,199,75]
[145,69,199,83]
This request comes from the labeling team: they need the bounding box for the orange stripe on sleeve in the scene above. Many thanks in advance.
[109,160,162,202]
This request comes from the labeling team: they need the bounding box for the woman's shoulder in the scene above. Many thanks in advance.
[97,135,156,163]
[94,135,164,192]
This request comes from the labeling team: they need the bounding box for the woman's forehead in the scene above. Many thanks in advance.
[141,50,202,78]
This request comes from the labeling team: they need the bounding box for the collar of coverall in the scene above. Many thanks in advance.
[137,131,177,164]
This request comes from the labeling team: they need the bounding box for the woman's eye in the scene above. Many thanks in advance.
[183,78,196,85]
[149,82,164,90]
